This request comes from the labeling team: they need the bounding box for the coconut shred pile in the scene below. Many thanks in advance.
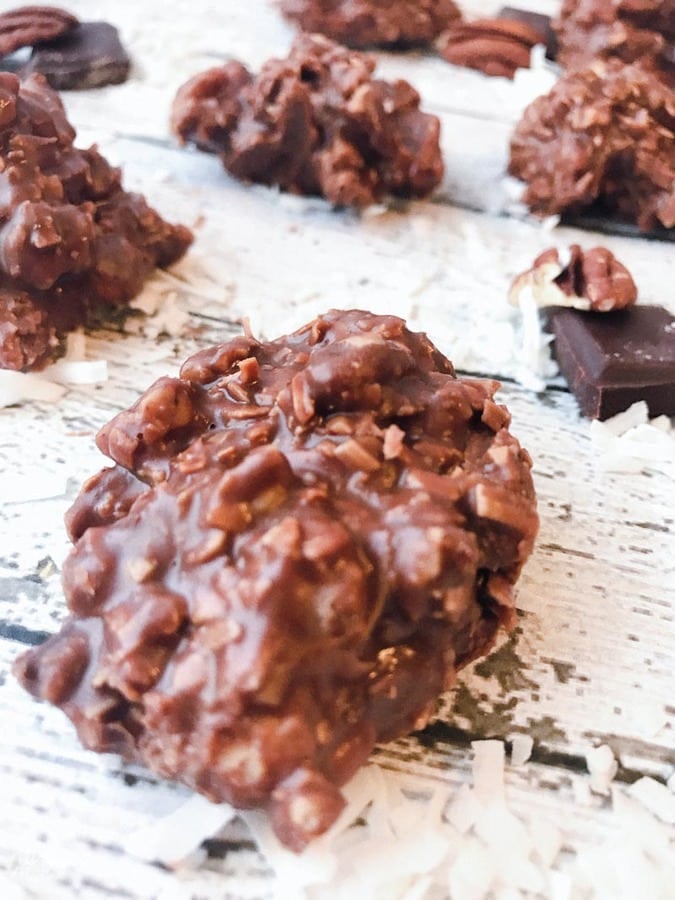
[117,740,674,900]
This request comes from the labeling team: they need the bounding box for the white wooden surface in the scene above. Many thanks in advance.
[0,1,674,897]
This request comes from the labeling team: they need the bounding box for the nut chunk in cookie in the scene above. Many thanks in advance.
[279,0,461,49]
[14,309,538,851]
[0,72,193,371]
[171,34,443,207]
[508,60,675,231]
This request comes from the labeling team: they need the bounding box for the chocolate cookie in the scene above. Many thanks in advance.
[171,34,444,207]
[508,60,675,232]
[554,0,675,82]
[279,0,461,49]
[0,72,192,371]
[14,309,539,850]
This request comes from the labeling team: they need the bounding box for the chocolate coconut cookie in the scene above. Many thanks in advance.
[554,0,675,81]
[508,60,675,232]
[14,309,538,850]
[279,0,461,49]
[0,72,192,371]
[171,34,444,207]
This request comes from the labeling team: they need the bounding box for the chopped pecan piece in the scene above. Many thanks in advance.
[509,245,638,312]
[0,5,77,57]
[438,17,544,79]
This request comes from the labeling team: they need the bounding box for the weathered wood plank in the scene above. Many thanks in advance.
[2,636,668,900]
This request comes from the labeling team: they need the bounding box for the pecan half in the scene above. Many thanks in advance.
[438,17,543,79]
[0,5,78,57]
[509,244,638,312]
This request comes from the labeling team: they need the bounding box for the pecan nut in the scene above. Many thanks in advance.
[509,244,638,312]
[0,5,78,57]
[438,17,544,79]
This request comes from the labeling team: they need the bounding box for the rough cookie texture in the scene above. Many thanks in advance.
[554,0,675,81]
[0,72,192,371]
[438,17,543,79]
[508,60,675,231]
[14,309,538,851]
[279,0,461,48]
[171,34,444,207]
[509,245,638,312]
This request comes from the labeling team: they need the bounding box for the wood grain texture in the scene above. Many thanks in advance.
[0,0,673,896]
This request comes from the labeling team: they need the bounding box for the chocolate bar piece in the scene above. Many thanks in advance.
[498,5,557,58]
[23,21,130,89]
[546,306,675,420]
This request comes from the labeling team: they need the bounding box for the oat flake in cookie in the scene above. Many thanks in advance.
[171,34,444,207]
[14,309,539,851]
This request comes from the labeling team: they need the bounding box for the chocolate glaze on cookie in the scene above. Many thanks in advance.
[279,0,461,49]
[15,309,538,850]
[171,34,443,207]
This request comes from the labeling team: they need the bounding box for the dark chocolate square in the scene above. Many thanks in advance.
[23,21,130,90]
[546,306,675,420]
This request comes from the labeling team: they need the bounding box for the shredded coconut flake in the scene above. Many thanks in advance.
[590,403,675,474]
[585,744,618,795]
[46,358,108,385]
[0,370,66,407]
[121,793,236,867]
[510,734,534,767]
[511,284,558,391]
[112,742,673,900]
[471,740,506,806]
[628,777,675,825]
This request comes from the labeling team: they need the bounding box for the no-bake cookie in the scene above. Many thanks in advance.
[0,71,192,371]
[171,34,444,207]
[14,309,538,850]
[554,0,675,82]
[279,0,461,49]
[508,60,675,232]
